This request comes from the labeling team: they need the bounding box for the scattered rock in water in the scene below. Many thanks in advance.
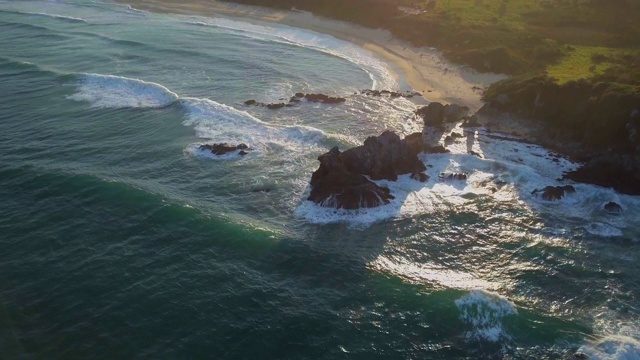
[266,102,285,109]
[361,89,421,99]
[603,201,623,215]
[439,172,468,181]
[410,172,429,182]
[307,131,428,209]
[531,185,575,201]
[468,150,483,158]
[563,155,640,195]
[243,92,346,109]
[199,143,250,156]
[303,93,346,104]
[569,352,589,360]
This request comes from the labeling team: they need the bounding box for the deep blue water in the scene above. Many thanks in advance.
[1,1,639,359]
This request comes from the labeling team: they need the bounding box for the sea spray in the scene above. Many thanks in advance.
[455,290,517,342]
[68,73,179,108]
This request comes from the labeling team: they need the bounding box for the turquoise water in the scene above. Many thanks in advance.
[1,1,639,358]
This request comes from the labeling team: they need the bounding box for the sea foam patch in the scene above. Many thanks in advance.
[68,73,178,108]
[180,97,332,156]
[579,336,640,360]
[455,290,517,342]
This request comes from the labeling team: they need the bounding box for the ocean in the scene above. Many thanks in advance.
[1,1,639,358]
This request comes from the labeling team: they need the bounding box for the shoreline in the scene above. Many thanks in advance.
[115,0,507,112]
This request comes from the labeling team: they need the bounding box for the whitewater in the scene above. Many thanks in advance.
[0,0,638,359]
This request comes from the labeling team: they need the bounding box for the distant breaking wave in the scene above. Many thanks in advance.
[0,9,87,23]
[68,73,338,155]
[185,16,396,90]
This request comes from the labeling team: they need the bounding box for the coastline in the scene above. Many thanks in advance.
[115,0,507,112]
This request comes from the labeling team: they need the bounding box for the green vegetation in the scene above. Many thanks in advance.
[224,0,640,154]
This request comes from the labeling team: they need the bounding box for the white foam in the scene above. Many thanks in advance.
[579,336,640,360]
[68,73,179,109]
[296,126,640,233]
[180,97,334,158]
[585,223,624,238]
[455,290,517,342]
[19,11,87,23]
[184,16,395,90]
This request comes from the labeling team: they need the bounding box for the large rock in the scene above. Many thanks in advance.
[415,102,470,127]
[416,102,445,127]
[307,147,394,209]
[563,155,640,195]
[340,131,426,181]
[307,131,428,209]
[603,201,623,214]
[531,185,575,201]
[304,93,346,104]
[199,143,249,156]
[443,104,470,122]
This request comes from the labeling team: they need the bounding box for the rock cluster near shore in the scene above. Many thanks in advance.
[244,92,346,109]
[307,131,427,209]
[306,99,638,210]
[199,143,250,156]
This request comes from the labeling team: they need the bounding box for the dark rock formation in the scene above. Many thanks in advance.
[266,102,286,109]
[563,156,640,195]
[568,352,589,360]
[415,102,471,127]
[416,102,445,127]
[243,92,346,109]
[461,115,481,128]
[603,201,623,214]
[361,89,422,99]
[304,93,346,104]
[307,131,428,209]
[199,143,250,156]
[531,185,575,201]
[425,145,450,154]
[443,104,470,122]
[439,172,468,181]
[340,131,427,181]
[307,147,394,209]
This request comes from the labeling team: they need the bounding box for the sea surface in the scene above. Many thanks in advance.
[1,1,639,359]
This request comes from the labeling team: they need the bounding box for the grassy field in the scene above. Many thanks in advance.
[392,0,640,85]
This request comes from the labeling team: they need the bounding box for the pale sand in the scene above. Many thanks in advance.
[117,0,508,112]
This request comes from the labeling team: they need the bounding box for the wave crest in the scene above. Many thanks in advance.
[68,73,179,109]
[455,290,517,342]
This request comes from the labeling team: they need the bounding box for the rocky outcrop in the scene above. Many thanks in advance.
[415,102,470,127]
[307,147,395,209]
[603,201,623,214]
[339,131,426,181]
[361,89,422,99]
[303,93,346,104]
[199,143,249,156]
[531,185,575,201]
[307,131,428,209]
[243,92,346,109]
[563,155,640,195]
[438,172,468,181]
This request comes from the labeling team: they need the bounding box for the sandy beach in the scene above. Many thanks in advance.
[117,0,507,112]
